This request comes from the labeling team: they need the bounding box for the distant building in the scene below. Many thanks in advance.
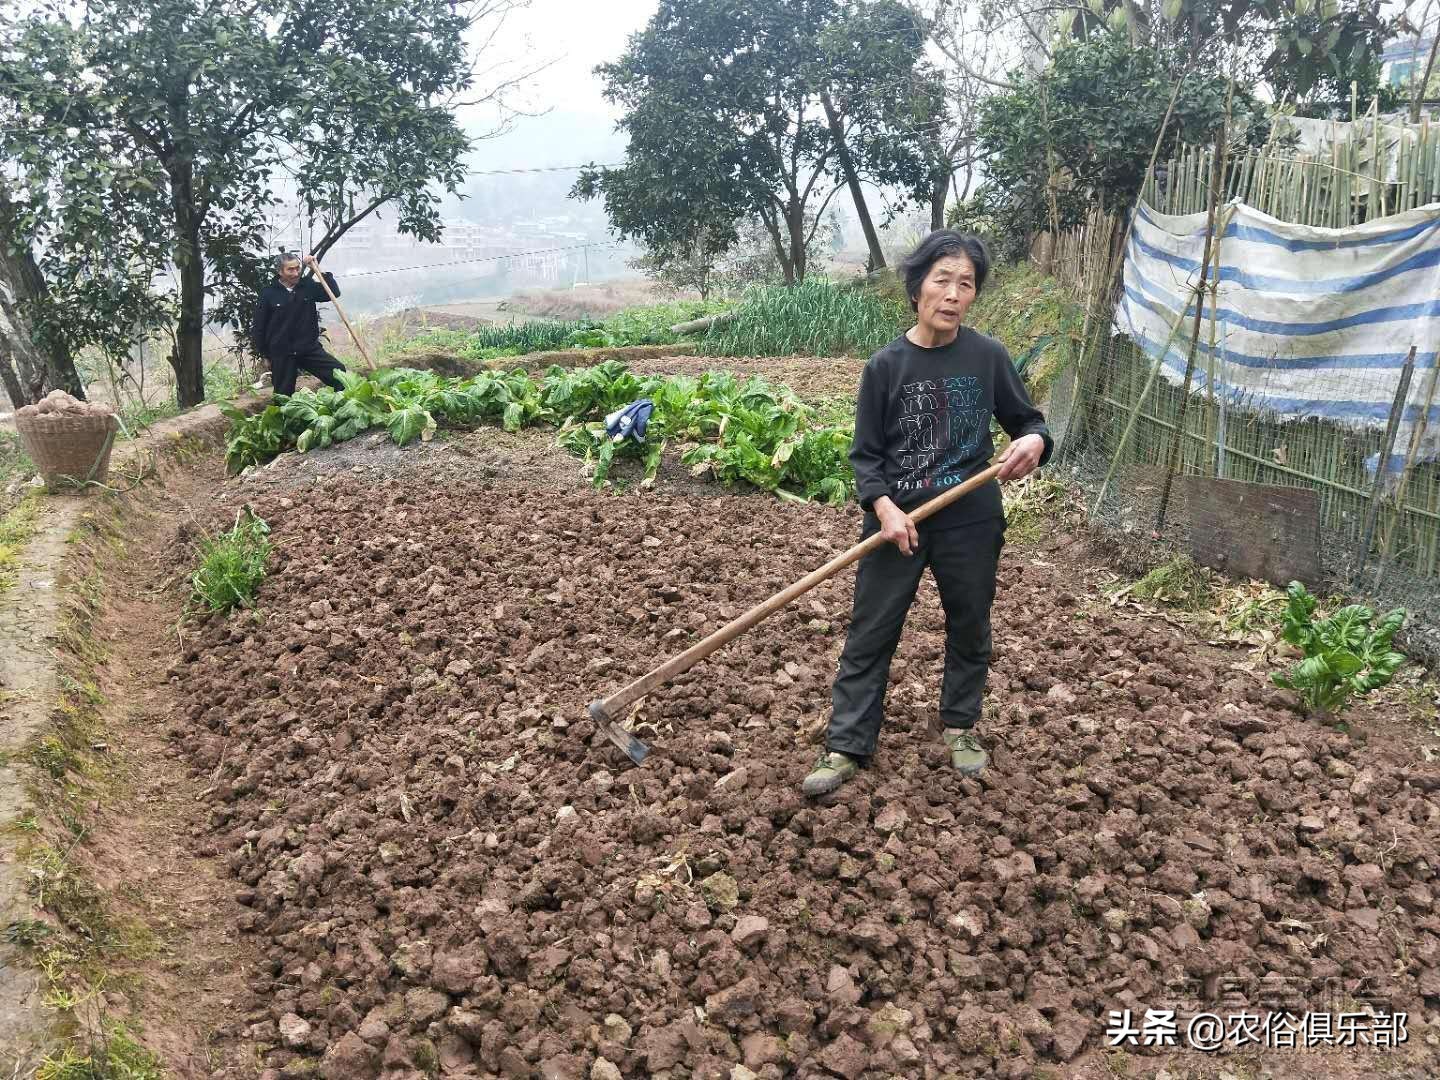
[1383,37,1436,89]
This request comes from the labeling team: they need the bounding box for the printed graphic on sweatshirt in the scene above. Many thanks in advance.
[895,375,988,492]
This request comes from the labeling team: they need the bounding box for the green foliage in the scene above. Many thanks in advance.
[557,420,666,489]
[223,366,550,470]
[392,300,731,362]
[203,362,246,402]
[190,507,272,613]
[568,299,729,347]
[540,361,654,419]
[572,0,940,283]
[704,279,910,358]
[37,1022,164,1080]
[975,35,1265,258]
[671,375,855,504]
[0,430,34,488]
[221,404,289,474]
[0,492,45,595]
[465,320,597,358]
[545,363,857,501]
[1271,581,1407,715]
[1,0,498,406]
[965,262,1085,400]
[1000,472,1069,546]
[223,362,859,503]
[3,918,53,946]
[1131,556,1215,612]
[1054,0,1396,118]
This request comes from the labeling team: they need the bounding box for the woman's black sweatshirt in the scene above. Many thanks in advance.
[850,327,1053,531]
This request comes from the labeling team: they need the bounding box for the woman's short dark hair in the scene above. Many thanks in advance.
[900,230,991,310]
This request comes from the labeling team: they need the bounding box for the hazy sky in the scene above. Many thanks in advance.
[459,0,660,168]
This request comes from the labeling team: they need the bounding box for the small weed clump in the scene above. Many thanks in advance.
[1,429,34,486]
[0,492,45,593]
[37,1023,164,1080]
[1002,472,1070,545]
[1130,555,1215,612]
[190,507,272,613]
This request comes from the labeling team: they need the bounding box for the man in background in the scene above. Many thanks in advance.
[251,253,346,396]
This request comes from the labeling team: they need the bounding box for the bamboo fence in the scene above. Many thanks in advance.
[1083,337,1440,580]
[1143,109,1440,225]
[1053,106,1440,600]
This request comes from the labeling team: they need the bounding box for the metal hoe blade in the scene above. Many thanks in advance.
[588,700,650,765]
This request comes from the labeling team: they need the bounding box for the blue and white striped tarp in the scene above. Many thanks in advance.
[1116,199,1440,469]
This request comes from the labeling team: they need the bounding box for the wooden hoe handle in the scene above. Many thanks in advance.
[590,462,1003,729]
[309,260,376,372]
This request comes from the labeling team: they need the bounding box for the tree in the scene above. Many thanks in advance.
[975,34,1265,257]
[576,0,836,286]
[0,182,91,404]
[816,0,947,262]
[912,0,1038,230]
[575,0,934,284]
[628,226,730,300]
[1399,3,1440,122]
[1047,0,1397,116]
[0,8,169,405]
[1,0,532,407]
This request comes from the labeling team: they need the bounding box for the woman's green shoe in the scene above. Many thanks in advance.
[943,729,988,776]
[802,750,859,796]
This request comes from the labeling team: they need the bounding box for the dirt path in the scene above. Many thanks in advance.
[77,460,274,1078]
[0,497,82,1074]
[0,397,265,1075]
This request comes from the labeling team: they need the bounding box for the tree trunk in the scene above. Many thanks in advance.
[0,352,24,410]
[820,91,885,270]
[759,209,795,285]
[0,261,51,408]
[171,248,206,407]
[0,186,87,404]
[929,162,950,232]
[168,162,206,408]
[786,202,808,283]
[1411,32,1440,124]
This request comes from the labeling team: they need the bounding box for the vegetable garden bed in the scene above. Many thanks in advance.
[117,450,1440,1077]
[17,354,1439,1079]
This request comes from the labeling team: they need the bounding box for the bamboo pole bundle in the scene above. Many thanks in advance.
[1353,348,1418,580]
[1375,357,1440,589]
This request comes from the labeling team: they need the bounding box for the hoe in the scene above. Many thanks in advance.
[589,462,1004,764]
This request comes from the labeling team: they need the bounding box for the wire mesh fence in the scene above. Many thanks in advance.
[1038,109,1440,664]
[1051,332,1440,662]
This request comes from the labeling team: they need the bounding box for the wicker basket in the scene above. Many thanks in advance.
[15,410,120,493]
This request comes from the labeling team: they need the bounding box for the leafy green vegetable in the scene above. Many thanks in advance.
[384,406,435,446]
[1271,581,1407,716]
[224,360,859,504]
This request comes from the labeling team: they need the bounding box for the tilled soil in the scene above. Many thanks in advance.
[623,354,867,403]
[159,470,1440,1079]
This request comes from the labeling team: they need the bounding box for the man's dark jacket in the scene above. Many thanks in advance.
[250,272,340,359]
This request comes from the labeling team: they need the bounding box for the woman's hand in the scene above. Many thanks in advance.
[997,433,1045,482]
[874,497,919,556]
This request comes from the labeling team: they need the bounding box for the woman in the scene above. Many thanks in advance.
[803,231,1052,797]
